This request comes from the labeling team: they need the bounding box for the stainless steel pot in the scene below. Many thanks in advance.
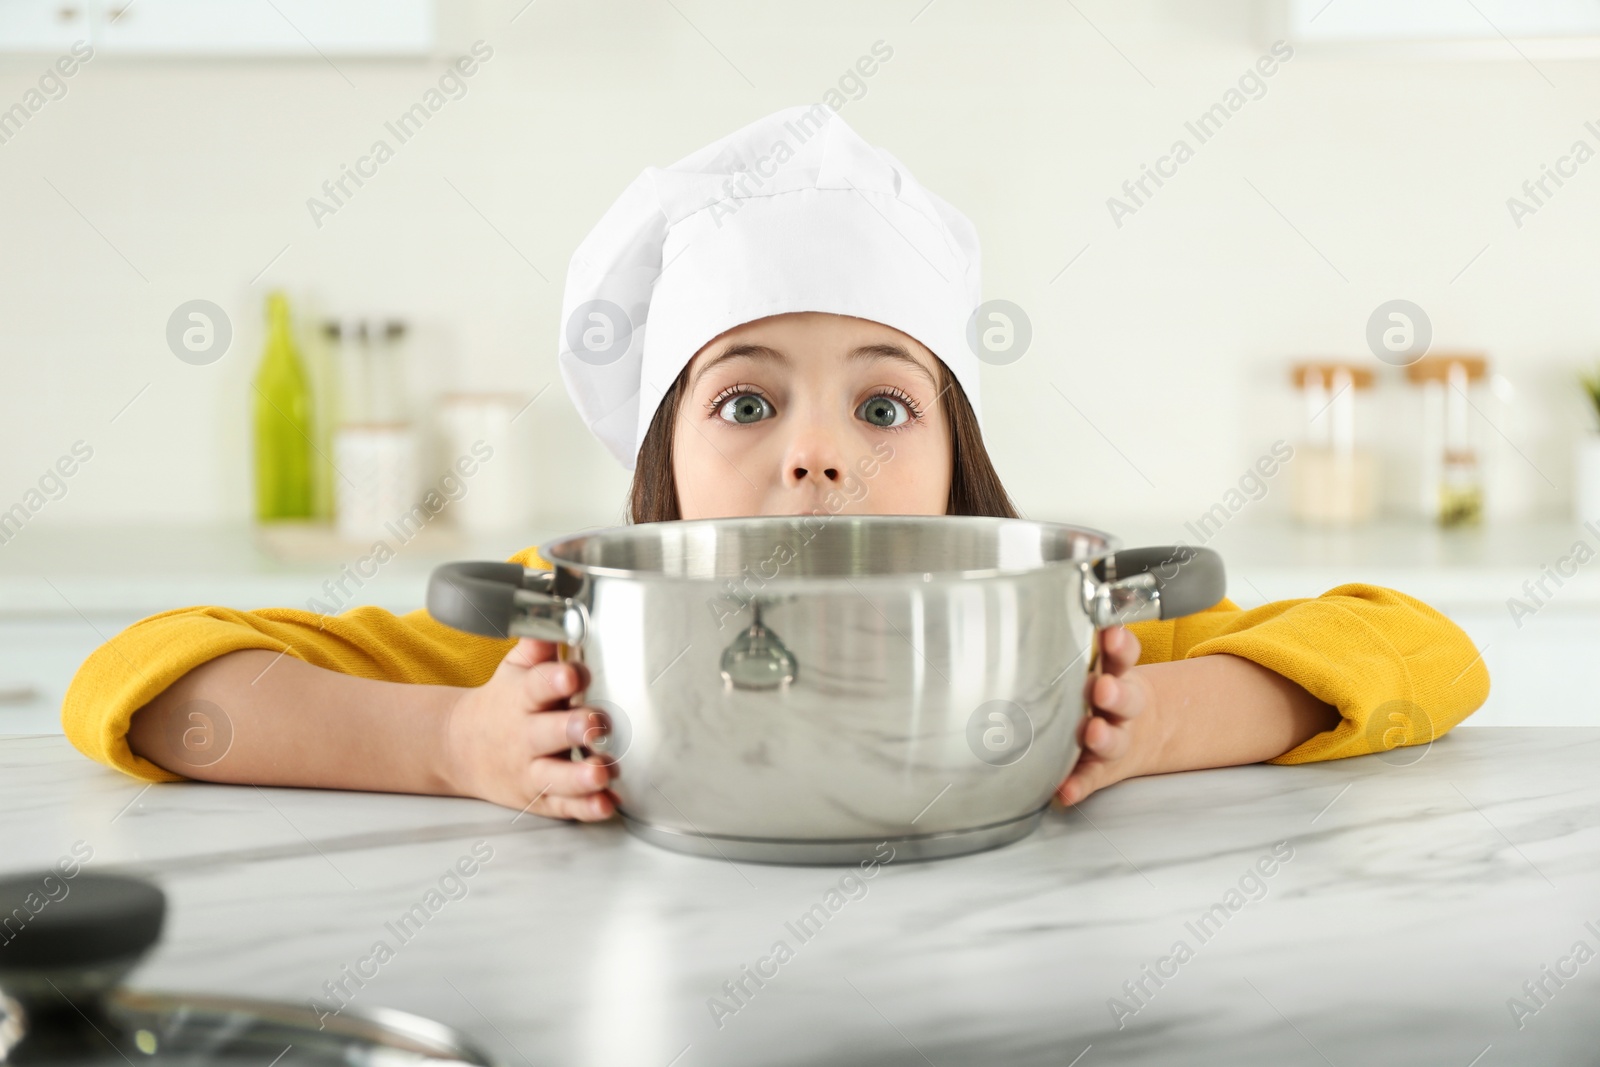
[427,516,1224,865]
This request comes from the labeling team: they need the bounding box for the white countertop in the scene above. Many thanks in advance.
[3,728,1597,1065]
[6,515,1596,734]
[1101,514,1600,612]
[0,516,1591,617]
[0,521,592,617]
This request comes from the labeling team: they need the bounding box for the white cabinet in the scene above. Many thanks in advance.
[0,617,141,736]
[1446,608,1600,728]
[1277,0,1600,57]
[0,0,434,55]
[1286,0,1600,41]
[2,521,1597,739]
[2,601,1591,736]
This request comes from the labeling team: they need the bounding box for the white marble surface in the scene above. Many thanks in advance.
[0,517,1595,617]
[5,729,1600,1065]
[0,522,580,617]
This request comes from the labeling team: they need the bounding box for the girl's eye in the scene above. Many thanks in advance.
[717,392,774,424]
[857,394,911,429]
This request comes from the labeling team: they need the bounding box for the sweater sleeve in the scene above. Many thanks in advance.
[60,546,551,783]
[1124,582,1490,763]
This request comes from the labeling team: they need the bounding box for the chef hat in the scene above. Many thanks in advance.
[557,104,985,471]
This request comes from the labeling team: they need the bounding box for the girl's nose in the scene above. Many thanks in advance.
[783,431,845,486]
[790,462,840,483]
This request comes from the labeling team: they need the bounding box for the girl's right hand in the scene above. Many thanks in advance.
[442,638,617,820]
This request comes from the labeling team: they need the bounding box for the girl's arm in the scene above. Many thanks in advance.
[1057,582,1491,803]
[1056,627,1339,804]
[127,640,617,821]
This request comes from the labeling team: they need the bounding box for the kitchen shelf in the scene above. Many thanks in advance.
[2,516,1591,732]
[0,516,1587,617]
[1081,514,1600,612]
[0,0,435,56]
[0,520,595,617]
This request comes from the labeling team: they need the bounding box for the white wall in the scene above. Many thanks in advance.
[2,0,1596,533]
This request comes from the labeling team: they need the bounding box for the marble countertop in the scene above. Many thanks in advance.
[5,729,1598,1065]
[0,522,580,617]
[1,517,1597,618]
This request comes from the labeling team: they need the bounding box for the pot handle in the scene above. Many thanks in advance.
[1084,545,1226,628]
[427,561,587,645]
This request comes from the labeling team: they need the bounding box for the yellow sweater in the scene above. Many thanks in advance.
[61,544,1490,783]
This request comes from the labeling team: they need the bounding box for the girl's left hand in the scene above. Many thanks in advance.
[1054,626,1163,806]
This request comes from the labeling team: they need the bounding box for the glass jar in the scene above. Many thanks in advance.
[330,318,421,541]
[1290,361,1377,525]
[1405,352,1488,527]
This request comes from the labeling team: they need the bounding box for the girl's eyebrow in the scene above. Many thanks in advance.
[692,341,936,389]
[694,343,787,390]
[849,343,937,387]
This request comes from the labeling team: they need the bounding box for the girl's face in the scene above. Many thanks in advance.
[671,311,953,519]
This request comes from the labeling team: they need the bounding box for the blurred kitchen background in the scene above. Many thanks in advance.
[5,0,1600,732]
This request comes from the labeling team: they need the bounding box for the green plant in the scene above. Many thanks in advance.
[1582,363,1600,431]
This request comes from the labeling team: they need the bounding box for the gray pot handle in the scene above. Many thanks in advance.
[427,562,586,645]
[1084,545,1226,627]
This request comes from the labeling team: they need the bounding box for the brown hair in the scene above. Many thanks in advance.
[626,356,1020,522]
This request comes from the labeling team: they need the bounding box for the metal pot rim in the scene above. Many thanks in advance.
[536,514,1123,584]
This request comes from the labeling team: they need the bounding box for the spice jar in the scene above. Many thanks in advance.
[331,319,421,541]
[439,393,526,532]
[1406,352,1488,527]
[1290,361,1377,525]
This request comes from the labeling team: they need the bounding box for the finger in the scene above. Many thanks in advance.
[533,790,617,823]
[519,659,588,710]
[1090,671,1147,724]
[1054,754,1117,807]
[1100,627,1141,675]
[583,746,620,777]
[503,637,560,670]
[526,753,611,798]
[1081,712,1131,761]
[525,707,608,758]
[574,711,612,753]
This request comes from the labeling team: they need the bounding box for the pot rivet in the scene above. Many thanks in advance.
[719,607,798,690]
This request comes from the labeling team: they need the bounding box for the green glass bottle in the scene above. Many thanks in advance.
[253,292,314,520]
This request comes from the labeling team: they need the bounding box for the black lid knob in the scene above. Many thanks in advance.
[0,872,165,970]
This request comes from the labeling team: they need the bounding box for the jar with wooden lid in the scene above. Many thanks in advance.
[1405,352,1488,527]
[1290,360,1377,525]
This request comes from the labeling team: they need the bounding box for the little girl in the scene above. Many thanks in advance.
[63,106,1489,820]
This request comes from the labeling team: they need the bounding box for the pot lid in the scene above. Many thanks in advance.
[0,871,494,1067]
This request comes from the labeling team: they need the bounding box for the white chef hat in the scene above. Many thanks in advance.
[557,104,985,471]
